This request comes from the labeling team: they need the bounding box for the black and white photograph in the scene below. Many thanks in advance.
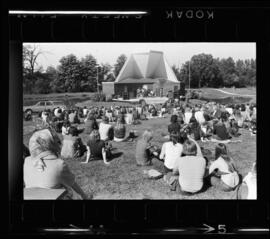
[22,42,257,200]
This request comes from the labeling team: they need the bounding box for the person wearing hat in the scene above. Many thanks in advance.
[24,128,89,199]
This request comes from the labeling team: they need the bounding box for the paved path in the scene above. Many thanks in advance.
[214,89,256,97]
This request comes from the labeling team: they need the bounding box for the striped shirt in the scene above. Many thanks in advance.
[174,156,206,193]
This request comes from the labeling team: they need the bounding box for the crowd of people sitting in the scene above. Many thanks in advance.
[136,87,155,98]
[23,99,257,199]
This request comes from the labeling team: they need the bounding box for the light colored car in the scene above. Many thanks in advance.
[23,100,66,114]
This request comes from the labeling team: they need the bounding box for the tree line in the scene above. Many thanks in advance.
[23,45,256,94]
[172,53,256,88]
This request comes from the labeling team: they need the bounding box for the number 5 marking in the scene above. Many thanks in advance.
[218,224,227,233]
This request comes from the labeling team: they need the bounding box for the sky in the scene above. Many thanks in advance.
[25,42,256,70]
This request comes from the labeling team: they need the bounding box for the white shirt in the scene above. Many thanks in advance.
[225,108,233,115]
[125,113,133,125]
[209,157,239,188]
[83,108,88,116]
[195,111,205,125]
[160,142,183,169]
[99,122,112,141]
[243,172,257,199]
[184,112,192,124]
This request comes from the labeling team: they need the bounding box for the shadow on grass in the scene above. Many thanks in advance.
[108,152,124,162]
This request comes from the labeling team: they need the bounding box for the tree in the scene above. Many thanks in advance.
[218,57,237,87]
[54,54,82,92]
[23,45,44,75]
[23,45,47,93]
[179,54,222,88]
[114,54,127,78]
[80,54,98,92]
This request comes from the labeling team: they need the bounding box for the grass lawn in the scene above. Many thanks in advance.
[219,87,256,95]
[23,92,96,106]
[23,115,256,200]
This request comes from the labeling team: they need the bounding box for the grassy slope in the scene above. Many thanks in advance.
[23,115,256,200]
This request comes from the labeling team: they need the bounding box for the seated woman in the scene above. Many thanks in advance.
[200,121,213,141]
[114,116,126,142]
[62,120,71,136]
[208,143,240,191]
[24,128,89,199]
[234,109,244,128]
[249,119,257,135]
[82,130,110,165]
[172,140,206,194]
[84,112,99,135]
[181,126,203,158]
[189,117,201,141]
[168,115,181,134]
[159,132,183,174]
[228,118,241,137]
[237,162,257,199]
[212,112,231,141]
[52,115,64,133]
[135,129,157,166]
[61,126,86,159]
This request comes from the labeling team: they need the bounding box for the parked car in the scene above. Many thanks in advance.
[23,101,66,114]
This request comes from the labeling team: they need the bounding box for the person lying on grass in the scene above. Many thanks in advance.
[207,143,240,192]
[82,129,110,165]
[61,126,87,159]
[24,127,90,199]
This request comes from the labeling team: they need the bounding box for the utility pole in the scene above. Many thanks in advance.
[96,65,99,93]
[189,59,191,90]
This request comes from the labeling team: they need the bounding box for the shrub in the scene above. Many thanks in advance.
[92,93,106,102]
[106,95,113,102]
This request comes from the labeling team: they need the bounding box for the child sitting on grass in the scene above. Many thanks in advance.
[135,129,159,166]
